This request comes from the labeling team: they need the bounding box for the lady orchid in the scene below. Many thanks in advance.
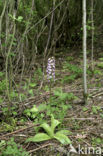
[46,56,55,82]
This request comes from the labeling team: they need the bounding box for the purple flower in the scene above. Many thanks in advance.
[46,57,55,82]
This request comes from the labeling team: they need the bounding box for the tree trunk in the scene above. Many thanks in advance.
[91,0,94,71]
[83,0,87,104]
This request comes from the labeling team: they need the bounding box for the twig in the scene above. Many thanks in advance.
[0,123,38,140]
[64,117,95,121]
[28,143,55,153]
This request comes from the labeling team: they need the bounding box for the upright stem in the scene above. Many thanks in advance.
[91,0,94,71]
[83,0,87,104]
[49,80,52,104]
[0,0,7,53]
[5,10,16,116]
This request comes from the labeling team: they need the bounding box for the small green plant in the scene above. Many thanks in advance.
[9,91,18,100]
[0,79,7,94]
[43,85,49,91]
[62,63,82,83]
[92,137,103,146]
[54,88,77,101]
[66,56,74,61]
[82,107,88,112]
[24,105,39,119]
[0,140,6,154]
[93,69,102,75]
[0,72,7,94]
[44,88,75,120]
[0,117,17,132]
[32,67,43,82]
[46,103,70,122]
[0,72,4,77]
[91,106,102,114]
[29,82,37,88]
[26,114,71,145]
[0,97,3,104]
[24,104,46,124]
[23,79,36,97]
[22,76,37,98]
[87,68,92,76]
[0,138,29,156]
[73,121,80,130]
[99,58,103,61]
[62,75,76,83]
[97,62,103,68]
[19,93,26,101]
[2,105,17,117]
[100,113,103,118]
[63,63,82,75]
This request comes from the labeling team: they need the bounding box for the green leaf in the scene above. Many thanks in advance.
[57,130,72,135]
[53,90,62,97]
[100,114,103,118]
[26,133,51,143]
[40,123,54,137]
[83,107,88,112]
[95,138,102,144]
[12,111,17,115]
[51,114,60,133]
[97,62,103,68]
[54,132,71,145]
[0,72,4,77]
[31,114,36,118]
[28,89,33,95]
[30,105,38,113]
[92,106,98,114]
[99,58,103,61]
[17,16,23,21]
[0,140,6,147]
[29,83,37,87]
[38,104,46,111]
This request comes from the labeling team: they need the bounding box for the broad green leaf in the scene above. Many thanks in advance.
[54,132,71,145]
[40,123,53,137]
[26,133,51,143]
[57,130,72,135]
[51,114,60,133]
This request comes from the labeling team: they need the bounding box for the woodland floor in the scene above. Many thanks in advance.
[0,48,103,156]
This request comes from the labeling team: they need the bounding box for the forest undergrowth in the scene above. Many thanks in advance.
[0,49,103,156]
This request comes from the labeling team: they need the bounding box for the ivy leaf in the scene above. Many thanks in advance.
[26,133,51,142]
